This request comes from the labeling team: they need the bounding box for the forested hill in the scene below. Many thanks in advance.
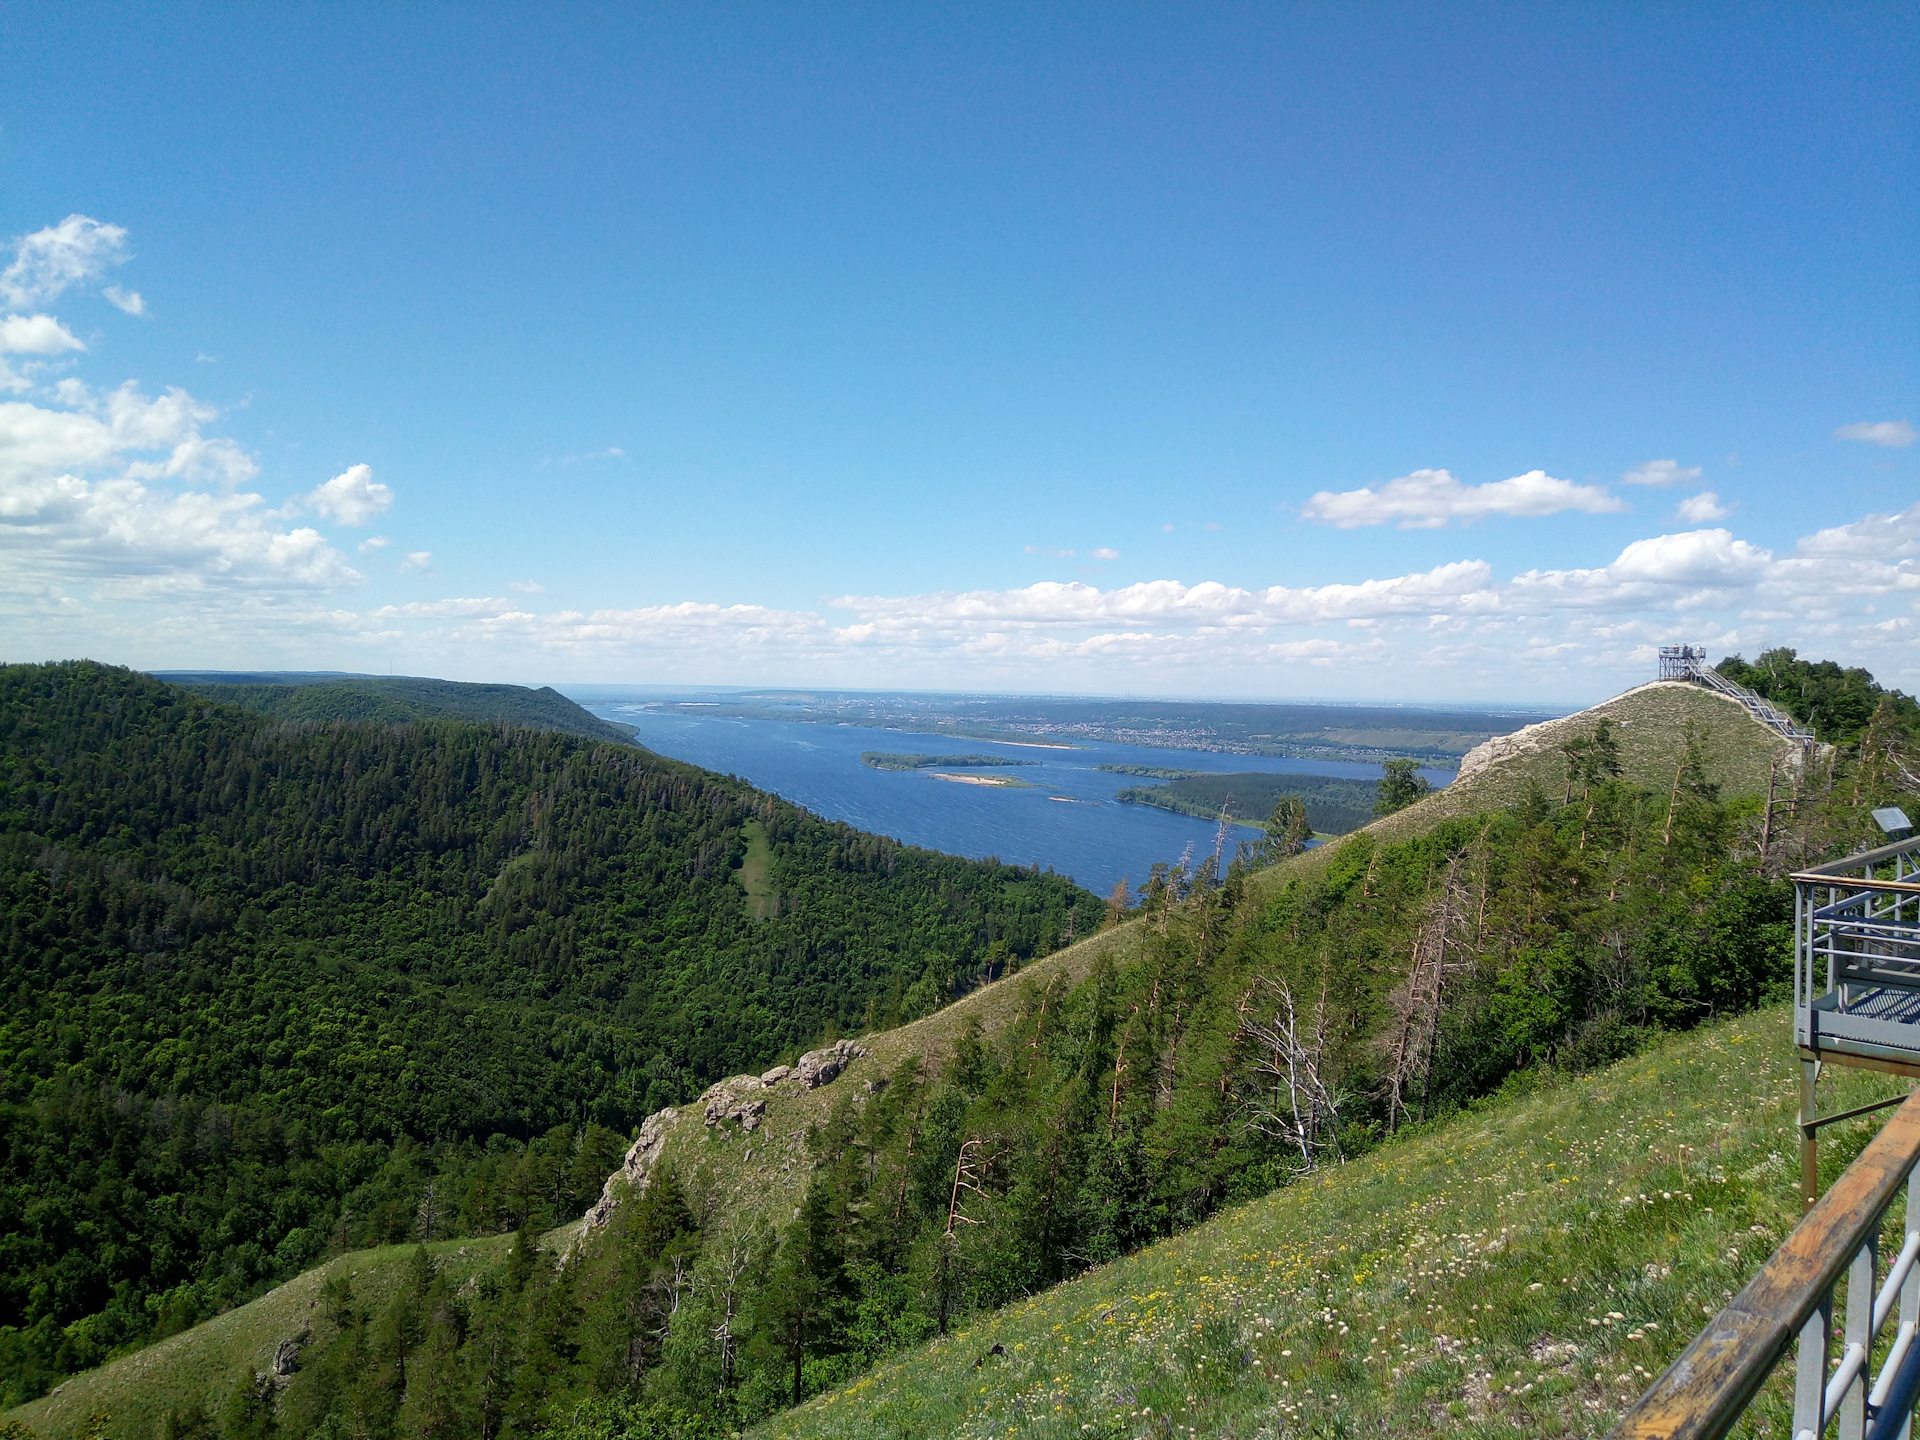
[0,662,1100,1405]
[164,673,639,746]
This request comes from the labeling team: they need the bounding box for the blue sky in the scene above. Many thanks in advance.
[1,3,1914,700]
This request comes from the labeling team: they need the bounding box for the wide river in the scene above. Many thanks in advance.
[569,696,1453,896]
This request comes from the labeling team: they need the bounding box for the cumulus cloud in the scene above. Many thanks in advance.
[79,498,1917,695]
[1676,492,1731,522]
[1794,502,1920,562]
[0,378,360,600]
[358,535,389,553]
[1622,459,1702,487]
[1835,421,1916,448]
[1510,529,1774,611]
[0,314,85,355]
[1,215,131,309]
[833,560,1499,629]
[509,579,546,594]
[102,287,146,317]
[306,463,393,525]
[1091,547,1121,560]
[1300,468,1628,529]
[398,550,435,575]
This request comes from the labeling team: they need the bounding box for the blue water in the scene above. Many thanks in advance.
[572,700,1452,896]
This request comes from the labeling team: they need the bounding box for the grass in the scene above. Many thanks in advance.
[6,1235,521,1439]
[738,819,779,920]
[754,1005,1904,1440]
[1270,680,1795,891]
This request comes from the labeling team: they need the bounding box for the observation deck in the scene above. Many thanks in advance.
[1797,833,1920,1078]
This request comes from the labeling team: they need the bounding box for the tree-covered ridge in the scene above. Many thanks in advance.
[175,676,639,746]
[1716,647,1920,746]
[0,662,1100,1408]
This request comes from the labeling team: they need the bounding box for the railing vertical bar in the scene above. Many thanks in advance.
[1801,1294,1835,1440]
[1898,1172,1919,1440]
[1841,1233,1879,1440]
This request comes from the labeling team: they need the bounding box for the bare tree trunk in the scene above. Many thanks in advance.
[1379,854,1475,1133]
[1234,975,1342,1173]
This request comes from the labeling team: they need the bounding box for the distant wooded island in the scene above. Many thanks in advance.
[1111,768,1385,835]
[861,752,1041,771]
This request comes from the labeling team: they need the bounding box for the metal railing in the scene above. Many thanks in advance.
[1796,837,1920,1066]
[1656,646,1817,745]
[1612,1091,1920,1440]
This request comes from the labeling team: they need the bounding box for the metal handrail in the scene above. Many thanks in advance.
[1611,1090,1920,1440]
[1800,837,1920,880]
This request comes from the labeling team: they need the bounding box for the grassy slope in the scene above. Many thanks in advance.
[1268,680,1794,892]
[757,1005,1897,1440]
[7,1235,520,1439]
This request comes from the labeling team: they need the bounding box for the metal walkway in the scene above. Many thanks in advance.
[1657,645,1818,745]
[1659,645,1818,746]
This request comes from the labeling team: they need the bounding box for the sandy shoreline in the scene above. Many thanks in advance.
[929,772,1021,786]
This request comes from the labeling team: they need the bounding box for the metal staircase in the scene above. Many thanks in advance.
[1659,645,1818,746]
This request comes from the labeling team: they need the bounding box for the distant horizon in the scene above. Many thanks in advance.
[147,665,1577,716]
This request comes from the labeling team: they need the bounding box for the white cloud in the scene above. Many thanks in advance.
[1622,459,1702,487]
[1300,468,1628,529]
[0,314,85,355]
[833,560,1499,629]
[1,215,131,309]
[1676,491,1731,522]
[1795,502,1920,562]
[306,463,393,525]
[1091,547,1121,560]
[358,535,389,553]
[0,375,363,605]
[371,597,508,619]
[1025,545,1076,558]
[509,579,546,594]
[1510,529,1773,611]
[546,446,627,467]
[399,550,435,575]
[102,287,146,317]
[1835,420,1916,448]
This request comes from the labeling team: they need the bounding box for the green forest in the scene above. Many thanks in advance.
[111,663,1920,1439]
[175,678,639,747]
[1113,769,1383,835]
[0,664,1101,1409]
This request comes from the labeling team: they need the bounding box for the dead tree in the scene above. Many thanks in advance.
[1234,974,1343,1174]
[1379,853,1476,1132]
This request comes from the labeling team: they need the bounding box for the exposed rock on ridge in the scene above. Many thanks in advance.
[580,1105,678,1235]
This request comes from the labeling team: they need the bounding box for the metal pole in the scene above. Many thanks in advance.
[1899,1173,1919,1440]
[1805,1055,1824,1212]
[1842,1231,1879,1440]
[1800,1294,1835,1440]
